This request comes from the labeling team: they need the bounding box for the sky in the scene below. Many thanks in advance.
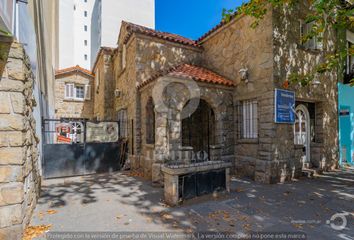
[155,0,244,40]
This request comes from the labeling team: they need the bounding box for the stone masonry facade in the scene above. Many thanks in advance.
[55,68,94,119]
[0,42,41,239]
[93,3,339,185]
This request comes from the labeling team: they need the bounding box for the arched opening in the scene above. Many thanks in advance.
[146,97,155,144]
[182,99,216,160]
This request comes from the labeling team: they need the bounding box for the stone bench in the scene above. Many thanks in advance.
[161,161,232,206]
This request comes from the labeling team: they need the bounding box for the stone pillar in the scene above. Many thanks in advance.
[209,145,223,161]
[0,42,40,239]
[152,112,169,186]
[163,173,179,206]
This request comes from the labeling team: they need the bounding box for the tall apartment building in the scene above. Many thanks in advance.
[90,0,155,67]
[57,0,155,70]
[57,0,95,69]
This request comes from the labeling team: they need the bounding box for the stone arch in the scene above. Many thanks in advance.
[181,99,216,156]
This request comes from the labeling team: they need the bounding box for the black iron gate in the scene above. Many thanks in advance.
[42,118,127,179]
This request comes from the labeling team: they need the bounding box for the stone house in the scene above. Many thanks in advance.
[92,47,116,121]
[54,65,94,119]
[94,2,339,191]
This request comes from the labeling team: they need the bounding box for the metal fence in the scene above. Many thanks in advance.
[41,118,128,178]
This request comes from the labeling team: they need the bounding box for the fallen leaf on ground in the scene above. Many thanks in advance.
[46,210,58,215]
[23,225,52,240]
[243,223,251,231]
[293,223,303,229]
[235,188,244,193]
[161,213,174,220]
[116,214,124,219]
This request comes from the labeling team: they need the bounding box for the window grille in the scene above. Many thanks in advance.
[117,109,128,138]
[239,100,258,139]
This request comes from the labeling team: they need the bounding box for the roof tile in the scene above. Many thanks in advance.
[137,64,235,89]
[55,65,94,77]
[123,21,201,48]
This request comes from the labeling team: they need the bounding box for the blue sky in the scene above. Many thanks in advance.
[155,0,244,40]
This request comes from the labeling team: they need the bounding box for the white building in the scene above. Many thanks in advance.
[58,0,95,69]
[91,0,155,67]
[57,0,155,70]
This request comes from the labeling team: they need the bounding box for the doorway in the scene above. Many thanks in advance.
[294,104,311,166]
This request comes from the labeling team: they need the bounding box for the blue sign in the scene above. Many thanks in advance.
[275,89,295,123]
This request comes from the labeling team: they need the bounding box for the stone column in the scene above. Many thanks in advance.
[0,41,40,239]
[163,173,179,206]
[152,112,168,186]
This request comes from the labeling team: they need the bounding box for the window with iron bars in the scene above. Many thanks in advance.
[238,100,258,139]
[117,109,128,138]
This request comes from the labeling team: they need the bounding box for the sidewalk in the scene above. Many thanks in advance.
[29,169,353,239]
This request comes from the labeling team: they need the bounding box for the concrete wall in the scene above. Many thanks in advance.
[54,72,94,119]
[0,42,41,240]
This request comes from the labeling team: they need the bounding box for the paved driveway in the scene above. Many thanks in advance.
[30,169,353,239]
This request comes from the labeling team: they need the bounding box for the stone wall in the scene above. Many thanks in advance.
[200,10,274,179]
[200,3,338,183]
[0,42,41,239]
[93,50,115,121]
[139,78,234,184]
[114,28,203,165]
[55,72,94,119]
[271,2,339,180]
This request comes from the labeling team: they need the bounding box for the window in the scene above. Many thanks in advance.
[84,40,87,46]
[240,100,258,139]
[122,44,127,69]
[145,98,155,144]
[117,109,128,138]
[65,83,74,99]
[64,84,91,100]
[84,54,87,61]
[84,25,87,31]
[84,11,87,17]
[300,20,323,50]
[75,86,84,99]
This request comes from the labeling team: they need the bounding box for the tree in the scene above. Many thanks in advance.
[223,0,354,86]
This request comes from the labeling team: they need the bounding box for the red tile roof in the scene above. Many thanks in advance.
[137,64,235,89]
[123,21,201,48]
[55,65,94,78]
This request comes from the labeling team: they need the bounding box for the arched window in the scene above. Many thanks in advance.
[146,97,155,144]
[182,99,216,153]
